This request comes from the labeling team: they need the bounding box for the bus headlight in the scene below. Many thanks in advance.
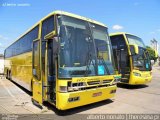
[133,72,141,77]
[67,81,87,92]
[59,86,68,93]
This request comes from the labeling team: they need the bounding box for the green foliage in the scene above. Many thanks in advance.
[146,46,158,60]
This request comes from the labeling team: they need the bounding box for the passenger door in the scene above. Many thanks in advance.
[32,40,43,105]
[110,35,130,75]
[41,15,55,102]
[46,39,57,103]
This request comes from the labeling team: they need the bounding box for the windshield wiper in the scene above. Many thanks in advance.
[84,22,98,76]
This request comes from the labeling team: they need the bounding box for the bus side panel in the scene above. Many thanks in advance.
[5,52,33,91]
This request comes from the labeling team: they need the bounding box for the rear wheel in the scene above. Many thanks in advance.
[6,70,8,79]
[31,81,33,95]
[8,71,12,80]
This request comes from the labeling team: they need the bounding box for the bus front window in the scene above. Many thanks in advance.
[92,24,115,75]
[57,15,114,78]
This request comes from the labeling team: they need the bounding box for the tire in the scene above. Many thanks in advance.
[31,81,33,93]
[6,70,8,79]
[9,71,12,80]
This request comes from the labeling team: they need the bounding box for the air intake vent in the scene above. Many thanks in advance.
[103,80,112,84]
[87,80,100,85]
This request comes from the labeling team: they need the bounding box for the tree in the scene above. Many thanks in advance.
[146,46,158,61]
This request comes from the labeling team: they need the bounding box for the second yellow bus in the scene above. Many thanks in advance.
[110,32,152,85]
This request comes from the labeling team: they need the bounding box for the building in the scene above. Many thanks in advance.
[0,54,4,74]
[150,38,159,55]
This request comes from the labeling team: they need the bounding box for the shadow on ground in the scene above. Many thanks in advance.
[5,78,114,116]
[117,83,148,89]
[43,99,113,116]
[7,78,32,96]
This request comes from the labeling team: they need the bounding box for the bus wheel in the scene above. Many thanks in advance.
[31,81,33,94]
[9,71,12,80]
[6,70,8,79]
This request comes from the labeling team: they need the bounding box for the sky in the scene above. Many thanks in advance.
[0,0,160,54]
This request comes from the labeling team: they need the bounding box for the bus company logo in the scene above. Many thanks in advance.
[76,77,100,82]
[87,78,99,82]
[77,78,87,82]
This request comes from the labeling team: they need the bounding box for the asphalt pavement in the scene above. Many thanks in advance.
[0,66,160,119]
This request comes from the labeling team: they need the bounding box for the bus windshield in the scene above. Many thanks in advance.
[131,47,151,71]
[57,15,114,78]
[126,35,151,71]
[126,34,145,48]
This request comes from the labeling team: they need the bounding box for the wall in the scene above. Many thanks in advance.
[0,59,4,74]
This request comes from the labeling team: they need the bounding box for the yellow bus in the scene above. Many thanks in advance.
[4,11,118,110]
[110,32,152,85]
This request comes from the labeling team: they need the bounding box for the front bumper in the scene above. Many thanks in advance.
[56,85,117,110]
[129,71,152,85]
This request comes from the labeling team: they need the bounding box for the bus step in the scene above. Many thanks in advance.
[31,98,43,109]
[124,74,130,78]
[125,71,130,73]
[122,73,130,78]
[121,78,129,82]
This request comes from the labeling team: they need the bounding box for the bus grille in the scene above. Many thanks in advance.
[103,80,112,84]
[87,80,100,85]
[87,79,113,85]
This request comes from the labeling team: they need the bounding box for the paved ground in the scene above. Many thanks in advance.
[0,67,160,119]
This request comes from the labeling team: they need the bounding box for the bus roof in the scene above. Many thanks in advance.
[109,32,141,38]
[5,10,107,50]
[47,11,107,27]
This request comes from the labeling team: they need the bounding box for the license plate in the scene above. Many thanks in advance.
[92,92,102,97]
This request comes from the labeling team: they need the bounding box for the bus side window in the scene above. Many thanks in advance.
[33,41,40,80]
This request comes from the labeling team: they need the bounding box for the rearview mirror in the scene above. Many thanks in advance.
[129,44,139,55]
[154,50,158,58]
[44,31,56,40]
